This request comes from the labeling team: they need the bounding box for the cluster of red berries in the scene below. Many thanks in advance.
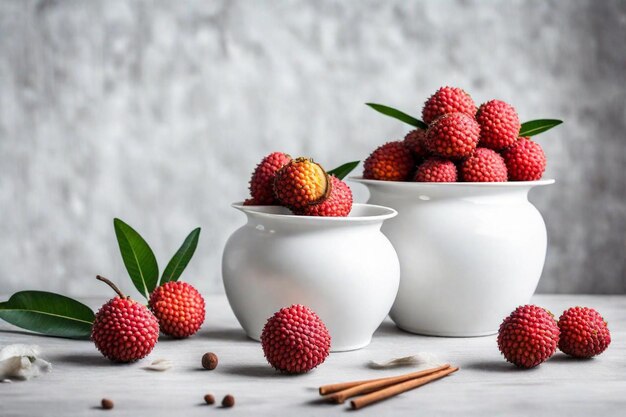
[497,305,611,368]
[92,277,206,363]
[92,220,206,363]
[243,152,353,217]
[364,86,553,182]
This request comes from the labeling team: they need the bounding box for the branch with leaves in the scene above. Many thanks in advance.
[114,219,200,299]
[0,220,201,339]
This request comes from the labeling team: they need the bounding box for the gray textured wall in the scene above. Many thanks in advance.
[0,0,625,297]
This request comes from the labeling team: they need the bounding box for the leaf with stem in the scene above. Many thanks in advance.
[519,119,563,137]
[113,218,159,299]
[0,291,95,339]
[366,103,428,129]
[161,228,201,284]
[327,161,360,180]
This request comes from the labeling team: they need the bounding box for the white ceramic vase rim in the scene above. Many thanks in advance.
[232,202,398,224]
[349,177,555,188]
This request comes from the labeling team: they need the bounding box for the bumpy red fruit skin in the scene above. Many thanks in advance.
[414,158,457,182]
[502,137,546,181]
[460,148,508,182]
[426,113,480,159]
[363,141,414,181]
[274,158,330,209]
[403,129,429,159]
[476,100,521,150]
[248,152,292,205]
[92,297,159,362]
[243,198,259,206]
[558,307,611,358]
[422,86,477,125]
[261,304,331,374]
[293,176,353,217]
[149,281,206,339]
[497,305,560,368]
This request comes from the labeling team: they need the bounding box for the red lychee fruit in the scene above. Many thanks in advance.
[476,100,521,150]
[425,113,480,159]
[460,148,508,182]
[363,141,414,181]
[422,86,477,125]
[502,137,547,181]
[91,276,160,363]
[414,158,457,182]
[558,307,611,358]
[261,304,331,374]
[248,152,292,205]
[274,158,330,209]
[149,281,206,339]
[292,176,353,217]
[403,129,429,159]
[243,198,260,206]
[497,305,560,368]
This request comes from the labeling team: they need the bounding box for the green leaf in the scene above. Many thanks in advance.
[0,291,94,339]
[327,161,360,180]
[161,227,201,284]
[519,119,563,137]
[366,103,428,129]
[114,218,159,299]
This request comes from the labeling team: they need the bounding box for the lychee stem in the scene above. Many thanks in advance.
[96,275,126,298]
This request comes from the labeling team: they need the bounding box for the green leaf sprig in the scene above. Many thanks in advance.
[161,227,201,284]
[113,218,201,299]
[328,161,360,180]
[519,119,563,137]
[113,219,159,299]
[0,291,95,339]
[366,103,428,129]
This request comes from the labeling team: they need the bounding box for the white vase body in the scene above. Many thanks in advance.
[222,203,400,351]
[352,178,554,337]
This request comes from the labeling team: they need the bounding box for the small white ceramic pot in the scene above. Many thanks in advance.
[222,203,400,351]
[351,178,555,337]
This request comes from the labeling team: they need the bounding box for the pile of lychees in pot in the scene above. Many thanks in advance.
[363,86,562,182]
[242,153,355,217]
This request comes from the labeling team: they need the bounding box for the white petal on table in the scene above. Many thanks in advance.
[0,344,52,381]
[368,352,442,369]
[143,358,173,372]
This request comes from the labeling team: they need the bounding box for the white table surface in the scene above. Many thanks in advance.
[0,294,624,416]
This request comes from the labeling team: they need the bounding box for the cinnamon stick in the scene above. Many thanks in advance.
[323,364,450,403]
[319,376,394,396]
[350,366,459,410]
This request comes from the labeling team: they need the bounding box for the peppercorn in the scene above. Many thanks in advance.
[222,394,235,408]
[101,398,114,410]
[202,352,218,370]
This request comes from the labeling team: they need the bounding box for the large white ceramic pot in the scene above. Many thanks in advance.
[222,203,400,351]
[351,178,555,337]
